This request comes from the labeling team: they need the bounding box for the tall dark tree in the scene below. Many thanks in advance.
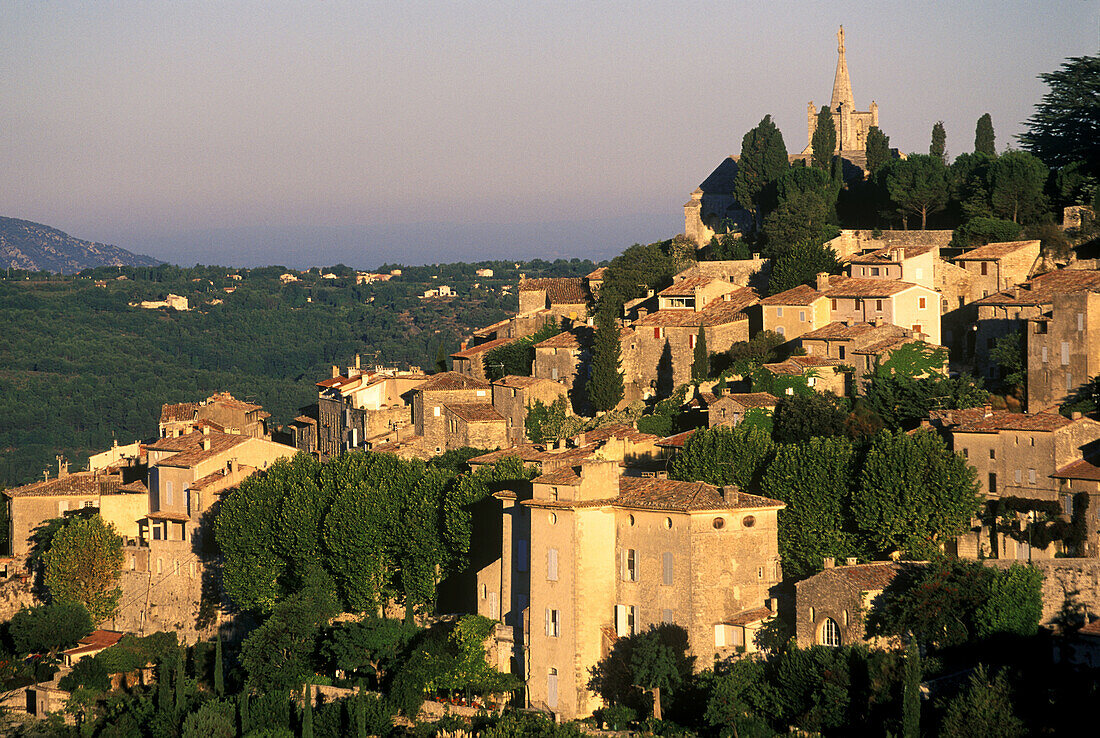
[691,327,708,381]
[1019,55,1100,176]
[589,309,625,412]
[865,126,892,176]
[901,639,920,738]
[975,113,996,156]
[990,150,1048,224]
[214,632,224,696]
[811,107,837,172]
[883,154,950,229]
[732,115,790,229]
[656,340,675,398]
[302,686,314,738]
[930,121,946,162]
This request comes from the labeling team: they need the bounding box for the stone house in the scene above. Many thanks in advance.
[683,159,753,247]
[799,321,944,392]
[491,376,571,445]
[847,243,936,291]
[159,392,271,440]
[952,240,1041,302]
[821,275,941,346]
[479,457,783,719]
[629,283,758,397]
[706,392,780,428]
[928,408,1100,559]
[532,329,589,392]
[518,278,589,321]
[443,404,509,451]
[411,372,493,454]
[1025,290,1100,412]
[4,470,122,557]
[1052,457,1100,558]
[672,258,767,289]
[758,285,831,342]
[761,355,848,397]
[451,337,517,381]
[795,560,905,648]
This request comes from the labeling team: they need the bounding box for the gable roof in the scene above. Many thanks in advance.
[758,284,826,306]
[451,336,515,359]
[444,402,506,423]
[4,471,102,498]
[149,431,251,468]
[849,242,937,263]
[973,269,1100,307]
[416,371,491,392]
[535,330,583,349]
[718,392,781,409]
[823,276,923,298]
[954,240,1040,261]
[160,402,198,423]
[930,408,1075,433]
[575,423,659,445]
[518,277,588,304]
[658,276,726,297]
[634,287,758,328]
[819,561,907,591]
[800,321,879,341]
[615,477,783,513]
[1053,457,1100,481]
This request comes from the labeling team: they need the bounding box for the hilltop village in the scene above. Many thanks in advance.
[1,29,1099,738]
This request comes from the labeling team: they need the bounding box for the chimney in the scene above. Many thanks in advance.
[823,556,835,569]
[768,597,778,612]
[752,253,760,261]
[575,432,586,447]
[894,247,905,262]
[202,425,210,435]
[647,289,655,298]
[229,458,238,474]
[720,485,738,503]
[201,438,211,451]
[355,353,361,369]
[983,403,993,418]
[1072,411,1083,420]
[815,272,830,291]
[460,340,468,351]
[43,470,49,483]
[331,365,340,379]
[1013,286,1020,298]
[846,557,857,566]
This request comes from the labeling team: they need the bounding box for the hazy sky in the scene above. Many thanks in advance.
[2,2,1097,268]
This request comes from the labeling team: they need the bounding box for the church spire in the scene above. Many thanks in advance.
[830,25,854,111]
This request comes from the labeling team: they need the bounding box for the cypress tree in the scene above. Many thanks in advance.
[811,106,837,171]
[588,309,624,413]
[975,113,996,156]
[302,685,314,738]
[691,326,708,381]
[240,691,251,735]
[356,683,367,738]
[156,658,171,715]
[902,638,921,738]
[214,632,224,697]
[732,114,790,229]
[930,121,947,162]
[434,342,448,373]
[865,126,892,176]
[174,645,186,712]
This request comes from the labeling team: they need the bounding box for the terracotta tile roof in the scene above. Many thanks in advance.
[535,331,582,349]
[451,336,515,359]
[720,392,780,409]
[800,321,879,341]
[4,472,102,498]
[657,429,697,448]
[292,415,317,426]
[518,277,588,304]
[763,355,843,375]
[634,287,757,328]
[1053,457,1100,481]
[615,477,783,512]
[190,464,258,491]
[1079,619,1100,637]
[954,240,1039,261]
[850,242,936,263]
[473,317,513,337]
[468,445,549,465]
[492,375,548,389]
[686,392,719,409]
[64,630,124,657]
[116,479,148,494]
[823,276,920,298]
[160,402,198,423]
[758,284,825,306]
[149,430,251,468]
[658,276,721,296]
[444,402,505,423]
[586,267,608,281]
[824,561,907,591]
[937,409,1074,434]
[725,607,774,626]
[973,270,1100,306]
[416,371,491,392]
[146,510,191,522]
[533,466,583,485]
[852,336,929,355]
[575,424,658,444]
[207,392,263,413]
[316,374,361,390]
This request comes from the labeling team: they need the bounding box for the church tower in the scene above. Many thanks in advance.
[804,26,879,161]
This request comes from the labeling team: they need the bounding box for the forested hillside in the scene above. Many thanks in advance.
[0,259,595,486]
[0,217,162,272]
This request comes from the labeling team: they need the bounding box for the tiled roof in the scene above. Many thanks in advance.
[720,392,780,409]
[207,392,262,413]
[468,445,548,465]
[416,371,491,392]
[954,240,1039,261]
[1053,457,1100,481]
[473,317,513,337]
[800,321,879,341]
[575,424,659,444]
[850,242,936,263]
[518,277,588,304]
[937,409,1074,434]
[725,607,774,626]
[160,402,198,423]
[586,267,608,281]
[634,287,757,328]
[763,356,843,375]
[492,375,549,389]
[116,479,148,494]
[823,276,920,298]
[4,472,101,498]
[657,429,697,448]
[686,392,719,409]
[758,284,825,306]
[535,331,582,349]
[658,276,721,296]
[973,270,1100,306]
[533,466,583,486]
[615,477,783,512]
[444,402,505,423]
[63,630,124,657]
[149,431,251,468]
[853,336,928,355]
[146,510,191,522]
[190,464,258,492]
[1079,619,1100,637]
[823,561,907,591]
[451,336,515,359]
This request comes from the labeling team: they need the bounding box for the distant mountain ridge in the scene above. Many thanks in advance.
[0,217,162,272]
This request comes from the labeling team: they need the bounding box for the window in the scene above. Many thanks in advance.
[776,306,783,317]
[662,552,674,586]
[545,609,561,637]
[1063,494,1074,516]
[1042,346,1048,363]
[854,298,863,309]
[547,548,559,581]
[989,448,996,459]
[165,481,173,506]
[820,618,841,647]
[689,333,696,349]
[615,604,636,637]
[547,668,559,709]
[516,540,529,572]
[831,298,838,311]
[193,492,200,513]
[875,299,883,312]
[662,609,674,624]
[664,517,673,529]
[918,297,927,310]
[156,558,163,574]
[551,367,558,380]
[871,267,880,277]
[480,584,487,600]
[799,311,806,322]
[476,389,486,397]
[989,473,998,493]
[1078,313,1085,331]
[810,607,816,622]
[1028,469,1036,484]
[962,448,969,458]
[912,324,922,335]
[653,327,661,339]
[622,549,637,581]
[1068,373,1075,391]
[981,262,988,276]
[915,267,924,280]
[1062,342,1071,366]
[83,500,94,508]
[776,326,785,337]
[838,345,846,360]
[1015,469,1022,484]
[548,512,557,525]
[433,406,441,417]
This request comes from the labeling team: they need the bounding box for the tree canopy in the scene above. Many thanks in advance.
[1019,55,1100,176]
[930,121,947,161]
[588,309,625,413]
[975,113,996,156]
[811,107,836,171]
[9,600,93,655]
[42,513,124,622]
[882,154,950,229]
[732,115,790,228]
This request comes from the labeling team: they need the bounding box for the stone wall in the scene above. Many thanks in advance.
[983,558,1100,624]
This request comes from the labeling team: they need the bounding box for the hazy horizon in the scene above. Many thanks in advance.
[3,1,1097,269]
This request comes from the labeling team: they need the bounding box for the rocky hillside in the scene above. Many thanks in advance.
[0,217,162,272]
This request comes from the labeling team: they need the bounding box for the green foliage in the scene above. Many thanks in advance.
[868,560,1043,647]
[707,232,753,260]
[727,330,786,373]
[589,309,624,412]
[214,632,224,696]
[596,240,684,312]
[669,424,775,491]
[861,373,989,431]
[762,191,833,257]
[96,631,178,673]
[930,121,947,161]
[595,704,638,731]
[42,513,123,622]
[875,341,948,379]
[240,588,338,691]
[1061,373,1100,417]
[901,639,920,738]
[58,655,110,693]
[691,327,708,381]
[483,319,561,380]
[733,115,790,227]
[975,113,996,156]
[771,392,849,444]
[525,396,571,445]
[767,239,842,295]
[989,331,1026,390]
[479,711,586,737]
[990,150,1048,224]
[851,430,982,559]
[950,152,996,220]
[587,624,694,720]
[182,699,236,738]
[762,437,856,580]
[322,617,420,686]
[865,126,892,176]
[1019,54,1100,176]
[940,666,1025,738]
[950,215,1022,250]
[9,600,93,655]
[883,154,950,229]
[811,107,836,172]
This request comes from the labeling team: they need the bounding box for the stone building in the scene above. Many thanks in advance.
[451,337,517,381]
[1052,457,1100,558]
[518,278,589,321]
[800,27,879,163]
[799,321,944,393]
[532,329,589,394]
[952,240,1041,301]
[847,243,936,291]
[758,285,831,342]
[159,392,271,440]
[761,355,848,397]
[794,560,905,648]
[411,372,493,454]
[492,376,571,445]
[4,470,125,557]
[1025,290,1100,412]
[478,457,783,719]
[706,392,780,428]
[928,408,1100,559]
[672,258,768,289]
[443,403,509,451]
[683,159,754,247]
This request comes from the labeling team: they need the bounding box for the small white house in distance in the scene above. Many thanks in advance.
[476,268,494,277]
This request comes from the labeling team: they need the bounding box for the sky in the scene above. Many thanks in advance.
[1,2,1097,269]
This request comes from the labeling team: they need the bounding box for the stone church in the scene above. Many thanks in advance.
[685,26,879,246]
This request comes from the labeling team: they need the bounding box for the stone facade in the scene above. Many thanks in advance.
[412,373,493,453]
[795,561,904,648]
[953,240,1041,301]
[1026,291,1100,412]
[492,377,570,445]
[443,403,509,451]
[801,27,878,159]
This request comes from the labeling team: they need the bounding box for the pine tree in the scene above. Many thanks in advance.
[302,685,314,738]
[588,309,624,413]
[975,113,996,156]
[214,632,224,697]
[691,326,708,381]
[865,126,892,176]
[930,121,947,162]
[811,106,837,172]
[902,638,921,738]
